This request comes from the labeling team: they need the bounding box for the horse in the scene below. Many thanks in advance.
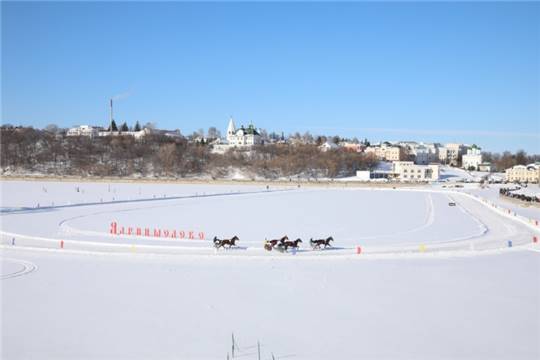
[323,236,334,248]
[310,236,334,249]
[310,238,324,249]
[283,238,302,251]
[267,235,289,247]
[215,235,239,249]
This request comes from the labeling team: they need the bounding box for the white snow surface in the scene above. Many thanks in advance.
[459,183,540,222]
[1,179,540,359]
[439,166,490,182]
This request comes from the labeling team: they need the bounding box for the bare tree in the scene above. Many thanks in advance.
[144,122,156,130]
[44,124,60,134]
[516,150,527,165]
[207,126,221,139]
[158,143,177,175]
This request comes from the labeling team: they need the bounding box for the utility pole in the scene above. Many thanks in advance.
[257,340,261,360]
[110,98,114,131]
[231,333,235,359]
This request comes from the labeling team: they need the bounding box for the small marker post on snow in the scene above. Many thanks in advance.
[356,246,362,254]
[534,236,538,243]
[507,240,512,248]
[11,238,15,246]
[60,240,64,249]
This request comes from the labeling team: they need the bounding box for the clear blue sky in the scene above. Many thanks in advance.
[2,2,539,153]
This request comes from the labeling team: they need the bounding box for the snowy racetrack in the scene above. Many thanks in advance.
[1,180,539,359]
[0,182,537,257]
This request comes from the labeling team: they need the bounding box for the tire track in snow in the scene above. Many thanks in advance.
[443,194,489,242]
[357,192,435,240]
[1,258,38,280]
[1,187,295,216]
[57,188,296,238]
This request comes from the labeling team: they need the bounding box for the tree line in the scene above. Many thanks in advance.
[0,126,378,179]
[482,150,540,172]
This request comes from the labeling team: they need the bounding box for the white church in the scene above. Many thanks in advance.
[226,118,263,146]
[211,118,263,153]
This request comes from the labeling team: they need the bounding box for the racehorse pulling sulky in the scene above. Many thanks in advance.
[309,236,334,250]
[213,235,240,249]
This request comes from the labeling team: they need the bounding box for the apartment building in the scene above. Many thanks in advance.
[392,161,440,182]
[505,163,540,183]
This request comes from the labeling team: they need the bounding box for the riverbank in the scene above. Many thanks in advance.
[0,174,427,188]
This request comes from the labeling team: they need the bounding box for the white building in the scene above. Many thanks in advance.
[478,163,494,172]
[439,143,467,165]
[211,118,263,153]
[226,118,262,147]
[355,171,371,181]
[462,147,483,170]
[392,161,440,182]
[67,125,103,137]
[66,126,181,140]
[98,129,145,139]
[151,129,183,139]
[320,141,339,152]
[413,144,439,165]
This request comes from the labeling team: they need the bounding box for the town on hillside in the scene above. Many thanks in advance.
[1,99,539,184]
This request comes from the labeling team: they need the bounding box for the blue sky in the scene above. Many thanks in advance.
[2,2,539,153]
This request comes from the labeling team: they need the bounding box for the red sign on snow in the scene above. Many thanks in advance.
[109,221,205,240]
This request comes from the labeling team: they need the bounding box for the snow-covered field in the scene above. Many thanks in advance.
[1,179,539,359]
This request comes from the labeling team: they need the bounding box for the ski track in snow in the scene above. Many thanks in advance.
[1,187,294,215]
[352,192,435,241]
[57,188,298,241]
[0,257,38,280]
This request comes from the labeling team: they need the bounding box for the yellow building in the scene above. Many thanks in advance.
[365,145,406,161]
[505,164,540,183]
[392,161,440,182]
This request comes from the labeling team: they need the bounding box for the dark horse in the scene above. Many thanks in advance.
[310,236,334,250]
[283,238,303,251]
[214,235,240,249]
[264,235,289,250]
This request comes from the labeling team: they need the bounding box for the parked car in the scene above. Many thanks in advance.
[448,202,456,206]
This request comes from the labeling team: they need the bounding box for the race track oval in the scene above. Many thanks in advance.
[61,188,485,247]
